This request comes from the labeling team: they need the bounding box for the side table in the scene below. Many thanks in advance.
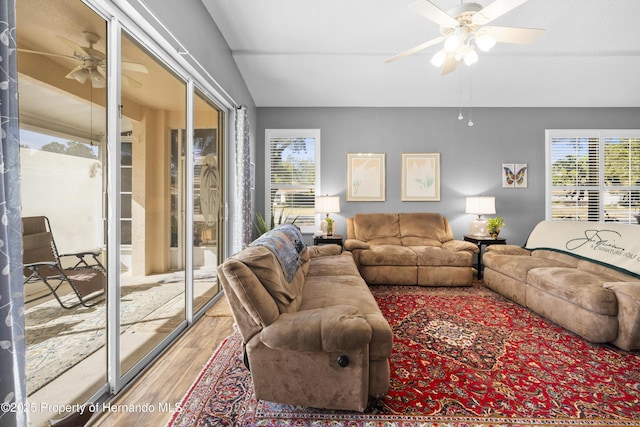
[313,234,343,249]
[463,235,507,279]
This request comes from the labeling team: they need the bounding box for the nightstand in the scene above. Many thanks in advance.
[463,235,507,279]
[313,234,343,249]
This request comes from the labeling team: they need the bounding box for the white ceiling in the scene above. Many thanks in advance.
[201,0,640,108]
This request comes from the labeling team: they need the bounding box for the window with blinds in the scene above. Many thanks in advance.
[546,130,640,223]
[265,129,320,233]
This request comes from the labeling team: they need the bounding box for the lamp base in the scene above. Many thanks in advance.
[469,219,489,237]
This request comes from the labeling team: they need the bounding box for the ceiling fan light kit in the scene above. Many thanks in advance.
[385,0,544,75]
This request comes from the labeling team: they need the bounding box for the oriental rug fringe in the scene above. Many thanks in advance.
[168,284,640,427]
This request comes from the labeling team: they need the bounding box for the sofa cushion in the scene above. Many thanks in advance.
[577,259,637,281]
[250,228,304,282]
[483,253,571,282]
[307,253,361,277]
[260,305,372,352]
[531,249,581,267]
[301,275,393,360]
[414,246,472,267]
[235,246,305,313]
[398,212,452,245]
[353,213,401,245]
[358,245,417,266]
[527,267,618,315]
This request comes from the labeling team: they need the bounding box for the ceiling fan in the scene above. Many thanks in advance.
[385,0,544,75]
[19,31,149,88]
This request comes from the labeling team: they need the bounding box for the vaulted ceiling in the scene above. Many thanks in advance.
[202,0,640,107]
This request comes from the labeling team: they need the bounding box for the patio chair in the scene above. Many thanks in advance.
[23,216,106,309]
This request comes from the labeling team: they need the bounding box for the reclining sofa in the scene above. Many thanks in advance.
[344,213,478,286]
[218,224,393,411]
[483,220,640,351]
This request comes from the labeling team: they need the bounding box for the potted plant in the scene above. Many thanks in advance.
[486,216,505,238]
[325,217,335,236]
[253,206,299,236]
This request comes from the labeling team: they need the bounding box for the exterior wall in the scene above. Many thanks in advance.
[20,148,103,254]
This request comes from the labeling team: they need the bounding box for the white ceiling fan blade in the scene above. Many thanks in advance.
[480,26,544,44]
[440,56,457,75]
[57,35,90,57]
[122,61,149,74]
[472,0,529,26]
[64,65,84,79]
[122,73,143,88]
[409,0,458,28]
[17,48,76,60]
[384,36,445,63]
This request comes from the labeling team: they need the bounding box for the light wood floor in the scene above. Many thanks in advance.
[91,297,235,426]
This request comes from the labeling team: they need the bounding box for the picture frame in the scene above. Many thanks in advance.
[502,163,528,188]
[347,153,386,201]
[401,153,440,201]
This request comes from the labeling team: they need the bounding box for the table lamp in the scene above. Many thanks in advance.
[315,195,340,236]
[465,196,496,237]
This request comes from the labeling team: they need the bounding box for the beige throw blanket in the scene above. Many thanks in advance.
[525,220,640,278]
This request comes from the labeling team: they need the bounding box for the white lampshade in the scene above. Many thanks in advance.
[465,196,496,215]
[465,196,496,237]
[315,196,340,214]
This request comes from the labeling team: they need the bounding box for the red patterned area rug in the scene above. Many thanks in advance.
[167,284,640,427]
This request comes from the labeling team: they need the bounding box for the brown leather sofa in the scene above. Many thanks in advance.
[344,213,478,286]
[483,220,640,351]
[218,224,393,411]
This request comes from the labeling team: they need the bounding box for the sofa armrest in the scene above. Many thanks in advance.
[442,240,479,253]
[485,245,531,256]
[344,239,370,251]
[260,305,372,352]
[307,244,342,258]
[603,281,640,302]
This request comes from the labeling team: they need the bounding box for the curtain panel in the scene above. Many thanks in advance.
[233,106,252,253]
[0,1,27,426]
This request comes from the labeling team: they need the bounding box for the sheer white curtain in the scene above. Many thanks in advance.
[0,1,28,426]
[233,106,253,253]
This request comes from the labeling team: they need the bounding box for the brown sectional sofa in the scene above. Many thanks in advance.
[344,213,478,286]
[218,224,393,412]
[483,220,640,351]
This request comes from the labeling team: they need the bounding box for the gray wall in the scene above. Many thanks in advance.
[257,107,640,246]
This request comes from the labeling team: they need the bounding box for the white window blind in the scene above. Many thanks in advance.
[265,129,320,233]
[546,130,640,223]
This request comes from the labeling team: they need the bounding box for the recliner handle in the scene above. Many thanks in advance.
[337,355,349,367]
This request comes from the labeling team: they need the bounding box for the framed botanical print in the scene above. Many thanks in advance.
[347,153,386,201]
[401,153,440,201]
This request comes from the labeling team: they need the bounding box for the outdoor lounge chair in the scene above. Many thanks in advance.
[22,216,106,309]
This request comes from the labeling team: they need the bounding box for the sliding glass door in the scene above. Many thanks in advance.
[193,91,224,311]
[117,32,188,377]
[16,0,227,424]
[16,1,109,425]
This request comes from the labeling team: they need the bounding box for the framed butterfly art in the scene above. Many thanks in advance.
[502,163,528,188]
